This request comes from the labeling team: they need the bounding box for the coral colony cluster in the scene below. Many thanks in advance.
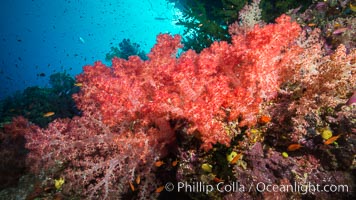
[1,0,355,199]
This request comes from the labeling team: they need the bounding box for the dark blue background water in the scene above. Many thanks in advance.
[0,0,183,99]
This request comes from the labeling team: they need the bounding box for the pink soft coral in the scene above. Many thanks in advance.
[25,115,172,199]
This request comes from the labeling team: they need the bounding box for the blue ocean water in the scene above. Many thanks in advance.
[0,0,183,99]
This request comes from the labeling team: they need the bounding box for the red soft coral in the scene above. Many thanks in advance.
[73,15,301,151]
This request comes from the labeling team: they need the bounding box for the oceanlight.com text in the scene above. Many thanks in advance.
[165,181,350,195]
[255,182,349,195]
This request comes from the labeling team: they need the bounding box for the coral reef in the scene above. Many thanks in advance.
[288,0,356,53]
[105,38,147,61]
[224,143,354,200]
[170,0,312,52]
[0,72,80,128]
[0,117,31,190]
[1,1,355,200]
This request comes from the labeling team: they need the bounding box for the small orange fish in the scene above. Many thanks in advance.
[308,23,316,27]
[155,160,165,167]
[172,159,178,167]
[213,177,224,183]
[324,134,341,145]
[129,182,135,191]
[135,175,140,185]
[287,144,302,151]
[43,186,52,192]
[155,185,165,193]
[259,115,271,124]
[230,153,242,164]
[74,83,83,87]
[334,23,341,28]
[43,112,55,117]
